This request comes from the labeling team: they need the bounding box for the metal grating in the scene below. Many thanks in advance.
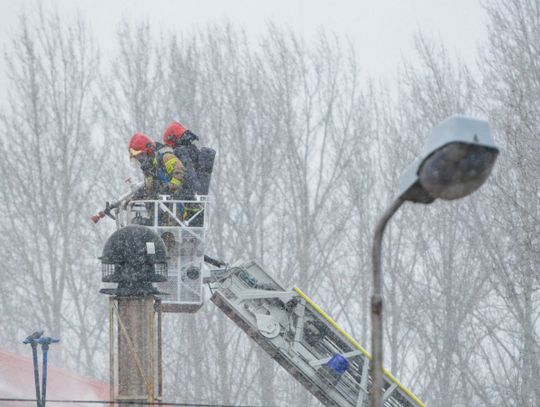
[154,263,168,278]
[102,263,115,279]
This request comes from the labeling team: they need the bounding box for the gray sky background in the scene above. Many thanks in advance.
[0,0,487,106]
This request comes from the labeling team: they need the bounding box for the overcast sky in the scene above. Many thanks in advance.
[0,0,487,105]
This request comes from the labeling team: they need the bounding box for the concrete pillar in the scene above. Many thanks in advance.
[117,296,155,405]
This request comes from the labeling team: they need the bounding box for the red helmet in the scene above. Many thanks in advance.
[163,121,188,147]
[129,132,155,157]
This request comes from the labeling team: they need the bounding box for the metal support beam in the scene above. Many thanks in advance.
[109,298,115,403]
[292,300,306,352]
[156,299,163,402]
[237,289,296,301]
[356,356,370,407]
[383,383,398,401]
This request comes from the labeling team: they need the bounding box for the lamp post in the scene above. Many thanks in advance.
[370,115,499,407]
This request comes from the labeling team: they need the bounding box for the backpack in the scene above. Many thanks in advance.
[173,141,216,196]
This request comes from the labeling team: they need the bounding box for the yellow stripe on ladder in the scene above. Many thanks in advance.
[293,287,426,407]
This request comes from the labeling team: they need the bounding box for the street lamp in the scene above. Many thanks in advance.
[370,115,499,407]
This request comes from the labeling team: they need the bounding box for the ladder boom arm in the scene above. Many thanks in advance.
[209,261,426,407]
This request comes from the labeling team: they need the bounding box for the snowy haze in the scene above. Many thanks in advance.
[0,0,487,105]
[1,1,538,407]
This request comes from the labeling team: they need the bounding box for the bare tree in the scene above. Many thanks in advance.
[466,1,540,405]
[0,7,108,374]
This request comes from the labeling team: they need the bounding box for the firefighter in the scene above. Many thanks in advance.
[163,121,217,226]
[128,132,185,199]
[162,121,201,199]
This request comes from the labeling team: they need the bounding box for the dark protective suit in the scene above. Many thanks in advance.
[172,134,215,198]
[173,143,201,199]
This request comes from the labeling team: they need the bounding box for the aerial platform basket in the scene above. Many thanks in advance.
[116,195,209,313]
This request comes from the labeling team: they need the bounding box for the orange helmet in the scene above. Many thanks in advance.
[163,121,188,147]
[129,132,155,157]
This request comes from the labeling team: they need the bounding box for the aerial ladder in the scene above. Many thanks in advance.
[95,191,425,407]
[206,260,425,407]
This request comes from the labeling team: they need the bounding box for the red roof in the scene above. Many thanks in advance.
[0,348,109,406]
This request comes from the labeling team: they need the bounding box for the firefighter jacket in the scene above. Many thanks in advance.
[173,143,201,199]
[142,145,185,198]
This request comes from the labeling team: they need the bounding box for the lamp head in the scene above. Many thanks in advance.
[418,142,498,200]
[399,115,499,203]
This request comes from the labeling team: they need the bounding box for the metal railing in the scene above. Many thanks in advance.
[114,195,209,313]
